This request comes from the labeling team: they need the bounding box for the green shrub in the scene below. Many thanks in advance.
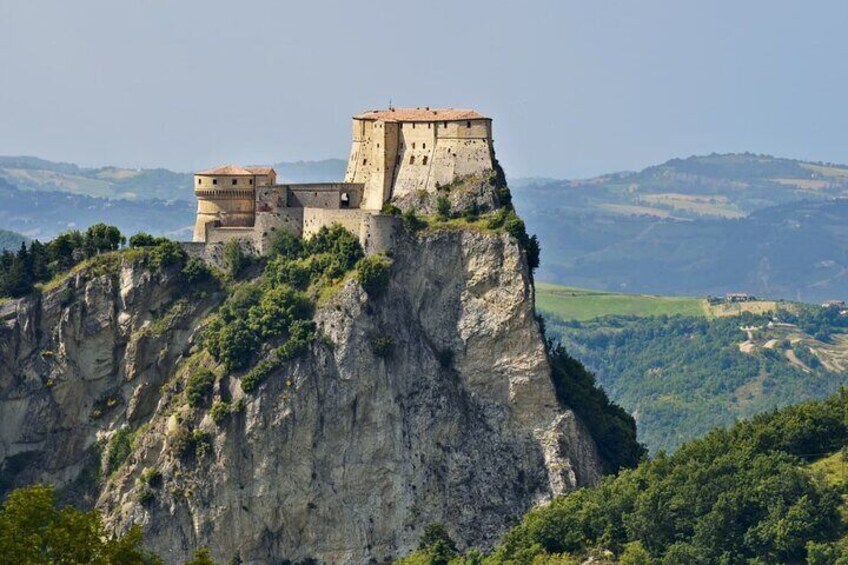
[223,240,248,279]
[140,467,163,488]
[186,368,215,408]
[268,230,304,259]
[218,319,258,372]
[371,335,395,358]
[174,428,213,460]
[241,359,279,393]
[357,255,392,296]
[210,401,231,425]
[402,209,427,233]
[265,256,311,290]
[106,427,134,474]
[436,196,451,220]
[248,285,312,339]
[148,240,186,271]
[381,203,402,216]
[277,320,315,362]
[181,257,213,286]
[136,487,154,505]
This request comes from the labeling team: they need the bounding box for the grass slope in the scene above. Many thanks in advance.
[536,283,706,320]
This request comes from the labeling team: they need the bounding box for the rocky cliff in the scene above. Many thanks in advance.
[0,225,609,564]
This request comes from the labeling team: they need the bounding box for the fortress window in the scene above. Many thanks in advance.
[212,179,218,185]
[423,143,426,149]
[249,179,253,185]
[363,159,368,165]
[409,156,415,165]
[412,143,416,149]
[423,156,428,165]
[412,123,416,129]
[466,121,471,128]
[443,122,447,128]
[197,178,201,185]
[232,179,238,186]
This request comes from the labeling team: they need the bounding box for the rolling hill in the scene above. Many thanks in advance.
[514,153,848,303]
[537,282,848,453]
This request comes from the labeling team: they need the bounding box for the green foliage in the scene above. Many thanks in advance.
[173,428,213,460]
[217,319,258,372]
[371,335,395,358]
[140,468,162,488]
[106,427,134,474]
[469,391,848,564]
[136,487,154,505]
[548,345,645,473]
[546,311,848,453]
[436,196,452,220]
[397,524,459,565]
[357,254,392,296]
[0,224,123,299]
[0,484,162,564]
[210,401,231,425]
[268,230,304,259]
[184,548,219,565]
[182,256,213,286]
[186,368,215,408]
[382,202,402,216]
[204,226,356,386]
[402,209,427,232]
[148,239,185,271]
[487,209,540,271]
[223,240,248,279]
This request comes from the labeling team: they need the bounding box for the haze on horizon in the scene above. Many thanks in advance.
[1,0,846,179]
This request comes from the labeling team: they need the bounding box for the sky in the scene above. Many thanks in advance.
[1,0,847,179]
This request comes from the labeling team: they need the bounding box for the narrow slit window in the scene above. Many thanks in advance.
[409,156,415,165]
[423,156,428,165]
[466,121,471,128]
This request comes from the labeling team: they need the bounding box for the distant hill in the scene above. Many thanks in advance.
[537,283,848,453]
[0,177,194,240]
[0,229,26,251]
[514,153,848,303]
[0,156,348,202]
[0,157,348,239]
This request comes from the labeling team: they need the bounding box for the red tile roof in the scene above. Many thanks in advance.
[196,165,255,176]
[245,167,275,175]
[353,107,488,122]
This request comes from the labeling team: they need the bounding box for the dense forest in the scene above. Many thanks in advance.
[546,309,848,453]
[398,390,848,564]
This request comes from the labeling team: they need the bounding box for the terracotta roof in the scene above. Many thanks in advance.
[353,107,489,122]
[245,167,275,175]
[196,165,255,176]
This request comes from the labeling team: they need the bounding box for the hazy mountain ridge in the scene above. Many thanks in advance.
[514,154,848,303]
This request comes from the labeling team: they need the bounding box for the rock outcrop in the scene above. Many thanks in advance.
[0,227,604,564]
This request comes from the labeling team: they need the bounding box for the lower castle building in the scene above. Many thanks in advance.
[192,107,495,253]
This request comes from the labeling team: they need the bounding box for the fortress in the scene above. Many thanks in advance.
[192,107,495,253]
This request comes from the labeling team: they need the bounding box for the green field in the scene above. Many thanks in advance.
[535,283,707,321]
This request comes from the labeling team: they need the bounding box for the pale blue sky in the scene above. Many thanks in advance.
[1,0,846,178]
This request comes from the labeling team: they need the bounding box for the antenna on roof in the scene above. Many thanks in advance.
[388,98,394,111]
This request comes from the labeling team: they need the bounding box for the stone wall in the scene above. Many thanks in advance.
[345,118,493,208]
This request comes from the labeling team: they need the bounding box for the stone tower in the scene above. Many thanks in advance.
[344,108,494,210]
[192,165,276,242]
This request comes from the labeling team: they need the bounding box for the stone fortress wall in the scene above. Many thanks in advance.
[191,107,495,257]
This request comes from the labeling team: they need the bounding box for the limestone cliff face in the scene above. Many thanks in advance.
[0,228,603,564]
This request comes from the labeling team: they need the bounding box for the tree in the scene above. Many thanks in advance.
[223,240,248,279]
[184,548,219,565]
[83,223,125,257]
[0,484,160,564]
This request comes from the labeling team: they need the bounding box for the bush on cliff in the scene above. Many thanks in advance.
[357,254,392,297]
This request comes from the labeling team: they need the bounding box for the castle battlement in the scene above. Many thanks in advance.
[192,107,496,254]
